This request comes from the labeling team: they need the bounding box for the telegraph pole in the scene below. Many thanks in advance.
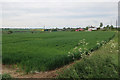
[111,20,112,25]
[44,25,45,29]
[116,20,117,28]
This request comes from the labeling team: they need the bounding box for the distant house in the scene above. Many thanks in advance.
[100,27,104,30]
[75,28,84,31]
[88,29,92,31]
[88,27,97,31]
[40,29,44,31]
[57,29,62,31]
[31,29,44,31]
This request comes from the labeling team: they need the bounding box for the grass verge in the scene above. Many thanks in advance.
[57,32,118,79]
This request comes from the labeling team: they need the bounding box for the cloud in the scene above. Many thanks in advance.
[1,1,118,28]
[0,0,119,2]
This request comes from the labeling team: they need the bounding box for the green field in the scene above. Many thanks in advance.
[2,31,115,73]
[58,32,118,78]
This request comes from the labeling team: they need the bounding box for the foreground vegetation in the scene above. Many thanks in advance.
[58,32,118,79]
[1,73,12,79]
[2,31,115,73]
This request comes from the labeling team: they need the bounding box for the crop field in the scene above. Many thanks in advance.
[58,32,118,78]
[2,31,115,73]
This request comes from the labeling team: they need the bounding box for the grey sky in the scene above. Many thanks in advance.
[1,0,119,28]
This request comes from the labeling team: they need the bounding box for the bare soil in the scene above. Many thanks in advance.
[2,61,77,78]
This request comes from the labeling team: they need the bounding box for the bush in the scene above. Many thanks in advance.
[7,31,13,34]
[58,54,118,79]
[2,73,12,80]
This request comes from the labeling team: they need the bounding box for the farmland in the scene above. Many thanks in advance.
[2,31,115,73]
[57,32,118,78]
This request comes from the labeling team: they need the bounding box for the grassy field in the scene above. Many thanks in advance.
[58,32,118,78]
[2,31,115,73]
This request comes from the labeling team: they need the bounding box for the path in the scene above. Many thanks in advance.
[2,60,78,78]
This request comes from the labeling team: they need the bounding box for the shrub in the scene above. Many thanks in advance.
[58,54,118,78]
[7,31,13,34]
[2,73,12,80]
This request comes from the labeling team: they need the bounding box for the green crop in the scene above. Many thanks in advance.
[2,31,115,73]
[57,32,118,78]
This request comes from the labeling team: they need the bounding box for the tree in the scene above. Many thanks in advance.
[63,27,66,29]
[67,27,71,31]
[56,27,58,31]
[71,28,76,31]
[52,29,57,31]
[63,27,66,31]
[67,27,71,29]
[118,28,120,31]
[85,26,88,30]
[100,22,103,27]
[110,25,114,30]
[8,30,13,34]
[106,25,109,29]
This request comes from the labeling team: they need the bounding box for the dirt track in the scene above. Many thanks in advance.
[2,60,76,78]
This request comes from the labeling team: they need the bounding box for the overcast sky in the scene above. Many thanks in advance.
[0,0,119,28]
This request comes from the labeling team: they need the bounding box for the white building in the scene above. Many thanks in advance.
[88,27,97,31]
